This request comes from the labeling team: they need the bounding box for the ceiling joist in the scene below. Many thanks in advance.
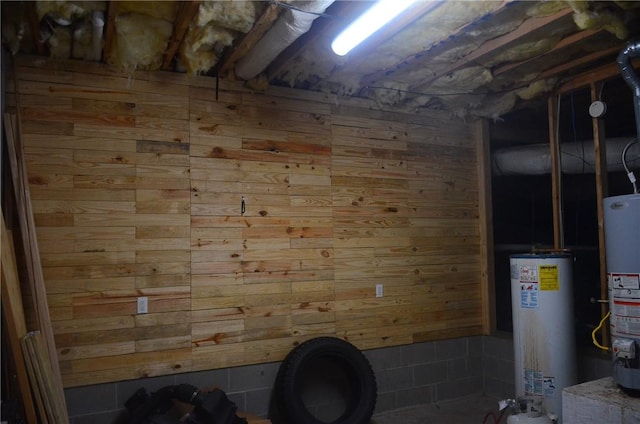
[559,57,640,93]
[411,7,574,90]
[102,1,118,64]
[162,1,201,71]
[493,28,603,77]
[26,2,45,55]
[218,2,281,77]
[538,45,621,81]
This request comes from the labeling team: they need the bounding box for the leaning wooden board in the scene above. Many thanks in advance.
[14,55,483,387]
[1,212,38,423]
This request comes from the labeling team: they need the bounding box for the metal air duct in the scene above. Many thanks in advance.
[492,137,640,176]
[617,40,640,141]
[235,1,335,80]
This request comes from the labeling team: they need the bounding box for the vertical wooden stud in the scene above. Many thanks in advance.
[591,82,609,347]
[548,95,563,249]
[476,119,496,334]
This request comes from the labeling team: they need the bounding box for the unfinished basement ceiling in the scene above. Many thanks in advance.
[2,0,640,120]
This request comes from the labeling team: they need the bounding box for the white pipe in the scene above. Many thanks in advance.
[235,0,335,80]
[91,10,105,62]
[492,137,640,175]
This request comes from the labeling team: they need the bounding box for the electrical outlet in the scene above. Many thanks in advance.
[376,284,383,298]
[137,296,148,314]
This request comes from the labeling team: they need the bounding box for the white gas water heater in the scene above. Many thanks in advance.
[604,193,640,390]
[508,253,576,424]
[605,39,640,392]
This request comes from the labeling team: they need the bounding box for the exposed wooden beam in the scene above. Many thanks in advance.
[162,1,201,71]
[493,28,602,77]
[218,3,281,76]
[410,7,574,91]
[547,95,564,249]
[102,1,118,64]
[536,45,621,81]
[560,57,640,93]
[26,2,46,55]
[591,82,609,348]
[476,119,496,335]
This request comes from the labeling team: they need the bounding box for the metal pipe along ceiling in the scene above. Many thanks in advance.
[492,137,640,176]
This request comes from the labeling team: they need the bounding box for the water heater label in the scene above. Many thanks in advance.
[612,313,640,337]
[524,368,545,396]
[539,264,559,291]
[518,265,538,282]
[520,282,539,308]
[519,265,539,308]
[609,273,640,290]
[609,272,640,338]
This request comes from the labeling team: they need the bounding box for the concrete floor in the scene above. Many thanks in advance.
[372,394,504,424]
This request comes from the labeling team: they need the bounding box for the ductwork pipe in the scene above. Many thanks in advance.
[492,137,640,176]
[618,40,640,141]
[235,0,335,80]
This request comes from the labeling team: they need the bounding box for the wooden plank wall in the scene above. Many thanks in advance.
[12,56,482,387]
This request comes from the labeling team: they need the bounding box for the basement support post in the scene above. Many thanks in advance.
[476,119,496,334]
[548,95,563,249]
[591,82,610,347]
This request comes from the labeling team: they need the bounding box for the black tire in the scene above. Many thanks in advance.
[274,337,377,424]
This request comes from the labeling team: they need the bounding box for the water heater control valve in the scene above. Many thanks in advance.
[612,338,636,359]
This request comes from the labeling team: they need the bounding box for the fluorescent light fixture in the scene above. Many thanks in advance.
[331,0,418,56]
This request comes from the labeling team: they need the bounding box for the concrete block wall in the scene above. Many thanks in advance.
[577,351,613,383]
[482,334,516,400]
[65,362,278,424]
[366,336,484,413]
[65,336,484,423]
[63,335,612,423]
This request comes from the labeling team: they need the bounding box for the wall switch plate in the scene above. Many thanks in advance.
[137,296,148,314]
[376,284,383,298]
